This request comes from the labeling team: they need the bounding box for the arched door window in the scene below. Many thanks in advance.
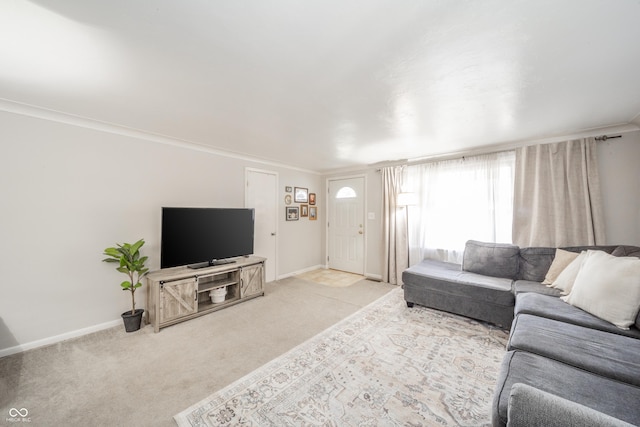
[335,186,357,199]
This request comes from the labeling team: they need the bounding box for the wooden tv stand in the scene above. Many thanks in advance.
[146,256,265,332]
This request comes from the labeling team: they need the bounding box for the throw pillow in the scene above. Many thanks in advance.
[542,249,579,285]
[563,250,640,329]
[552,251,587,295]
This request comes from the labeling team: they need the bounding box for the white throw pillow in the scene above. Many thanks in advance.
[563,250,640,329]
[543,249,579,285]
[551,251,587,295]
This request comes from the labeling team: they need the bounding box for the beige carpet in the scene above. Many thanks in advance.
[296,268,365,287]
[175,288,509,426]
[0,278,395,426]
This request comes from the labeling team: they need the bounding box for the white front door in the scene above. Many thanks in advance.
[245,169,278,282]
[328,177,365,275]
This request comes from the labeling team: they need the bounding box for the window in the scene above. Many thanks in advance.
[405,151,515,264]
[335,186,357,199]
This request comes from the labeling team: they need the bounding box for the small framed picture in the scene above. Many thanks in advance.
[294,187,308,203]
[309,193,316,205]
[286,206,299,221]
[309,206,317,220]
[300,204,308,217]
[285,186,292,193]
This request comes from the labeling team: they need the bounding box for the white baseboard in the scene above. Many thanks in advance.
[0,319,122,358]
[364,273,383,282]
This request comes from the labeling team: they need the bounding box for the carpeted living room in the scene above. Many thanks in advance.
[2,1,640,426]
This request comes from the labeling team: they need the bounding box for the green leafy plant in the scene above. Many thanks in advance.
[102,239,149,315]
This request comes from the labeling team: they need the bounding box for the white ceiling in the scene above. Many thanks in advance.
[1,0,640,173]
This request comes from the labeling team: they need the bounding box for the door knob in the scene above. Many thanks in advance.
[271,232,276,236]
[359,230,363,234]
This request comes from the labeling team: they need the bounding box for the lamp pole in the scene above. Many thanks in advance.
[397,192,417,268]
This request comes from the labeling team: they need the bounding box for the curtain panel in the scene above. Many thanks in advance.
[512,138,605,247]
[381,166,407,285]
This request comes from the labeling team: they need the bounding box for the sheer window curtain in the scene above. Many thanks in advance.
[512,138,605,247]
[405,151,515,265]
[382,166,407,285]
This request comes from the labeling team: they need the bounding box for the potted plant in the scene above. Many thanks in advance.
[102,238,149,332]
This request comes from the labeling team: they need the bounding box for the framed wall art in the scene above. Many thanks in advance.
[309,206,317,220]
[300,204,308,217]
[309,193,316,205]
[294,187,308,203]
[286,206,299,221]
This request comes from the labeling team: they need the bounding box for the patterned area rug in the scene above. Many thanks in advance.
[174,288,509,426]
[296,268,365,287]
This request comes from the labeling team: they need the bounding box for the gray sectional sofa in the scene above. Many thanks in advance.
[402,241,640,427]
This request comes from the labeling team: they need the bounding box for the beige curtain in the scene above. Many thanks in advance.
[512,138,605,247]
[382,166,407,285]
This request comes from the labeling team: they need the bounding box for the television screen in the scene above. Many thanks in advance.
[161,207,255,269]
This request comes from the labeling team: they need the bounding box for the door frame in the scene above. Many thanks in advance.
[325,174,367,275]
[245,167,278,282]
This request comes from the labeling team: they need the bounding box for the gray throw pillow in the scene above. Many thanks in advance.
[462,240,520,279]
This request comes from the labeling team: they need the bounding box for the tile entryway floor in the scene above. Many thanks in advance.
[296,268,365,287]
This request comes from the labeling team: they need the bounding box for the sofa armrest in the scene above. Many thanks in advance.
[507,383,634,427]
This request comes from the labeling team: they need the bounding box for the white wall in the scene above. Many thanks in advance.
[0,110,323,354]
[277,169,325,275]
[597,130,640,245]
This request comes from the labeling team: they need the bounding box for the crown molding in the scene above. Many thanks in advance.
[0,98,320,175]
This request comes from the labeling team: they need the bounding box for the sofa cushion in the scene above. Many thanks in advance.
[563,250,640,329]
[612,245,640,258]
[492,351,640,427]
[512,280,563,297]
[404,259,514,305]
[403,259,515,327]
[517,247,555,282]
[462,240,520,279]
[561,245,618,254]
[513,293,640,339]
[506,383,634,427]
[508,314,640,386]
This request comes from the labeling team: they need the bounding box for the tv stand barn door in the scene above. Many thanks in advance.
[146,256,265,332]
[160,277,197,324]
[241,263,264,298]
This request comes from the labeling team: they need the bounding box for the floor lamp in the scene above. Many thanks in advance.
[397,192,417,269]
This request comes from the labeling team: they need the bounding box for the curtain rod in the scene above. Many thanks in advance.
[374,134,626,171]
[594,135,622,141]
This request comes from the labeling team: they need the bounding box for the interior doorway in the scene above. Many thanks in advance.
[245,168,278,282]
[327,176,365,275]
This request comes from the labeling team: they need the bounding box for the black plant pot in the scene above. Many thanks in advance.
[121,309,144,332]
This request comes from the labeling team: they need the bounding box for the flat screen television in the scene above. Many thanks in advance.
[161,207,255,269]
